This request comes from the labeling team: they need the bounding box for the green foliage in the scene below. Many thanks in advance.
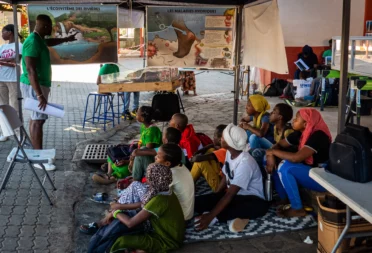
[19,24,29,43]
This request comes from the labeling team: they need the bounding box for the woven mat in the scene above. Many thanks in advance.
[184,179,317,243]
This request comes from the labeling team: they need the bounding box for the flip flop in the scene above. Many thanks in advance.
[79,222,99,235]
[89,192,115,204]
[92,173,116,185]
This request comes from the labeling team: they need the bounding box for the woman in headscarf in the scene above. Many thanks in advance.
[109,163,185,253]
[194,124,269,233]
[240,94,274,149]
[266,108,331,218]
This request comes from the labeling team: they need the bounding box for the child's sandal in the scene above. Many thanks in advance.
[79,222,99,235]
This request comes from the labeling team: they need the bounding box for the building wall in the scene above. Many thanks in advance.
[266,0,366,82]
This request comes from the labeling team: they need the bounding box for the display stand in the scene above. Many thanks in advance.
[98,79,185,113]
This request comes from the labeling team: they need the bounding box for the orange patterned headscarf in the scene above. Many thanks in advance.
[298,109,332,165]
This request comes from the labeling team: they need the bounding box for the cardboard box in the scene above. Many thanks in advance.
[318,213,372,253]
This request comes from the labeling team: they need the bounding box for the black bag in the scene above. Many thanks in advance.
[107,144,131,162]
[273,78,288,95]
[263,85,279,97]
[152,93,180,121]
[328,114,372,183]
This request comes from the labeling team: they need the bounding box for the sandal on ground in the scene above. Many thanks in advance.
[92,173,116,185]
[79,222,99,235]
[276,205,307,218]
[89,192,114,204]
[100,163,108,173]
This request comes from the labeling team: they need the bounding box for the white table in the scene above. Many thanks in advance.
[310,168,372,253]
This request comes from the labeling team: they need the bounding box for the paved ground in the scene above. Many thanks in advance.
[0,59,371,253]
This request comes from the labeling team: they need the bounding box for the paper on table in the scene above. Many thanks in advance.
[294,59,310,71]
[24,98,65,118]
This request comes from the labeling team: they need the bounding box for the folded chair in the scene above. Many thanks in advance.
[0,105,56,205]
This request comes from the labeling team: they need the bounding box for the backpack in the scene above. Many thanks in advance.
[264,79,288,97]
[152,93,180,122]
[328,112,372,183]
[196,133,213,147]
[107,144,131,162]
[263,84,278,97]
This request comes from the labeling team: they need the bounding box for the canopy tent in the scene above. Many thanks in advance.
[2,0,351,133]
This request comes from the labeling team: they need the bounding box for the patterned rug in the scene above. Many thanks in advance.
[184,179,318,243]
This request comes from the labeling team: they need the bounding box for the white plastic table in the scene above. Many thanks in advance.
[309,168,372,253]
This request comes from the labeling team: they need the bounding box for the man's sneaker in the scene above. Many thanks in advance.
[130,109,138,117]
[228,218,249,233]
[34,163,56,171]
[121,110,133,120]
[0,135,8,142]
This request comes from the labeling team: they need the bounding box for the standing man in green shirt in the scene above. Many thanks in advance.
[21,14,75,171]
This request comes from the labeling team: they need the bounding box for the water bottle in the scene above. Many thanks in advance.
[265,174,272,201]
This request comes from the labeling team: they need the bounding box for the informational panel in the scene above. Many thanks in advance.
[28,5,118,64]
[147,6,236,69]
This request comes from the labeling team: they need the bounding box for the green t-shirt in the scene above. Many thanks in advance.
[98,64,119,76]
[20,33,52,87]
[144,193,185,250]
[322,49,332,58]
[139,124,162,148]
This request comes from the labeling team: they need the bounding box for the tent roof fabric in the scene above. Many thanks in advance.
[2,0,255,5]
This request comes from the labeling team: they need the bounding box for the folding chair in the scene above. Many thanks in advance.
[0,105,56,205]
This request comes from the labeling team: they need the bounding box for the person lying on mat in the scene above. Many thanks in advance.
[266,108,330,218]
[194,124,269,233]
[280,71,313,101]
[190,124,227,192]
[87,163,185,253]
[81,144,194,235]
[239,94,274,149]
[93,106,162,185]
[250,103,294,169]
[169,113,202,166]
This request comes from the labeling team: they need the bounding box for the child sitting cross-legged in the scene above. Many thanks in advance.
[86,162,185,253]
[81,144,194,235]
[239,94,274,150]
[190,124,227,192]
[169,113,202,166]
[93,106,162,185]
[194,124,269,233]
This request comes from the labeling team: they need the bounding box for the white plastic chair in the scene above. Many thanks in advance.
[0,105,56,205]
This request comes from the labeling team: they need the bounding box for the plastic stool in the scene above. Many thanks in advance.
[82,92,115,131]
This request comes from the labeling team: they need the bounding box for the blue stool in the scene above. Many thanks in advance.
[82,92,115,131]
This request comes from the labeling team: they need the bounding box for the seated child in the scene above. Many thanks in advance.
[169,113,202,160]
[194,124,269,233]
[239,94,274,149]
[129,127,186,183]
[93,106,162,185]
[80,144,191,234]
[88,163,184,253]
[266,108,330,218]
[190,125,227,192]
[250,103,294,167]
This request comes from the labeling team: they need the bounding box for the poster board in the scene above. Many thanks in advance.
[28,5,118,65]
[146,6,236,69]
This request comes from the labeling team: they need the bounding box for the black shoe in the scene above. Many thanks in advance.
[121,110,134,120]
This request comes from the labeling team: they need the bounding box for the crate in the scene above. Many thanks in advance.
[317,213,372,253]
[82,144,114,163]
[317,195,368,226]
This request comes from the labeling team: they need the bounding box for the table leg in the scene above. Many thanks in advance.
[331,205,351,253]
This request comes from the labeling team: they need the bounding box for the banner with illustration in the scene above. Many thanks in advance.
[28,5,118,64]
[146,6,236,69]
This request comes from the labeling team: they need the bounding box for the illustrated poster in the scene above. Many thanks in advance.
[147,7,236,69]
[28,5,118,64]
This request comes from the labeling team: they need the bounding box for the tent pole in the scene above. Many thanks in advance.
[233,6,243,125]
[13,4,23,127]
[337,0,351,134]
